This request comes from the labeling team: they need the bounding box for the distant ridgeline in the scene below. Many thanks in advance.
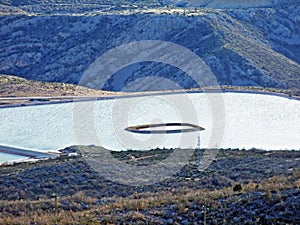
[163,0,300,8]
[1,0,299,8]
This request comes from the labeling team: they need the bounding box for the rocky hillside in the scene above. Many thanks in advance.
[163,0,300,8]
[0,0,161,14]
[0,2,299,91]
[1,0,299,11]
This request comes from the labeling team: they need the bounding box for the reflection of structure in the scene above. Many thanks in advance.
[125,123,205,134]
[0,145,57,159]
[196,135,202,166]
[125,122,205,166]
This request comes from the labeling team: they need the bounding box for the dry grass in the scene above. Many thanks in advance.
[258,175,292,193]
[0,74,115,98]
[0,173,299,224]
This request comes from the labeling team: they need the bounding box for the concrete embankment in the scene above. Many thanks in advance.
[0,89,299,109]
[0,145,58,159]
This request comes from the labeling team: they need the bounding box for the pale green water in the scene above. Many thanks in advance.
[0,152,27,163]
[0,92,299,152]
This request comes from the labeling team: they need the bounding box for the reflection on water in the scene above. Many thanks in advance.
[0,152,27,163]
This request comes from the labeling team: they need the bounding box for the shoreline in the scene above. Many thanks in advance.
[0,88,299,109]
[1,88,299,165]
[0,145,59,166]
[1,146,299,167]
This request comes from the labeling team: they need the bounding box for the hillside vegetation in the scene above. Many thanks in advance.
[0,148,300,224]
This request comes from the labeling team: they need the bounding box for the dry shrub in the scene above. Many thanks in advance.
[293,169,300,179]
[232,183,243,192]
[244,180,258,191]
[259,175,292,192]
[295,179,300,189]
[126,210,147,221]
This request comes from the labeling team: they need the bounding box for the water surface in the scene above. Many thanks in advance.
[0,92,299,152]
[0,152,27,163]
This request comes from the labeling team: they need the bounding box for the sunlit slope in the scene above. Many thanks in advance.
[0,74,112,97]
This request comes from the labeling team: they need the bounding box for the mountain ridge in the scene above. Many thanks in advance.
[1,0,300,16]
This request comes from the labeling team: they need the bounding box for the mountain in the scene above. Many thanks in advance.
[0,1,299,91]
